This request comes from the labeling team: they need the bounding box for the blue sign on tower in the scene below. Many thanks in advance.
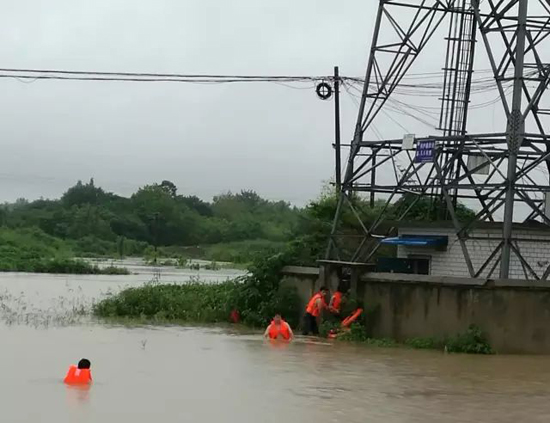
[414,140,435,163]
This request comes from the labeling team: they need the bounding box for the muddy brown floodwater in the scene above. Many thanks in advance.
[1,261,550,422]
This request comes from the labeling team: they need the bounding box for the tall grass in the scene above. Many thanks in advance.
[94,280,301,327]
[95,243,303,327]
[94,282,238,323]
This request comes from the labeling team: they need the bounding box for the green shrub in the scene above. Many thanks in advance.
[329,323,491,355]
[403,326,493,354]
[31,258,129,275]
[33,258,92,274]
[100,265,131,275]
[94,282,238,322]
[445,324,493,354]
[337,323,369,342]
[204,260,220,271]
[331,323,396,347]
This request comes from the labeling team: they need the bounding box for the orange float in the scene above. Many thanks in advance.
[327,308,364,339]
[341,308,363,328]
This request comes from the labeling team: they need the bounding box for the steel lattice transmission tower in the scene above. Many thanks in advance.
[327,0,550,279]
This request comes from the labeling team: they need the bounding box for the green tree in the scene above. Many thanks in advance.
[131,184,202,245]
[62,179,106,207]
[160,180,178,198]
[179,195,213,216]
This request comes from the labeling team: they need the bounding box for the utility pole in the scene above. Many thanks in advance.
[334,66,342,192]
[151,212,160,264]
[500,0,528,279]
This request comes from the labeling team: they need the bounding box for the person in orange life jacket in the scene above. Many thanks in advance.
[64,358,93,385]
[328,284,345,316]
[264,314,294,340]
[302,286,329,335]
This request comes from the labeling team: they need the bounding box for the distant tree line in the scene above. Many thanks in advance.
[0,179,476,264]
[0,179,300,255]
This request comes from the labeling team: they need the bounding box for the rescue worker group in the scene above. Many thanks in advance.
[263,285,363,341]
[63,286,362,387]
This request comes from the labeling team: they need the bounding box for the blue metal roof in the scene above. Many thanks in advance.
[381,235,448,247]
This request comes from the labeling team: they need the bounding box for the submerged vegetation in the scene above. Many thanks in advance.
[12,258,129,275]
[322,322,493,355]
[0,284,93,328]
[95,247,303,328]
[406,325,493,354]
[444,324,494,354]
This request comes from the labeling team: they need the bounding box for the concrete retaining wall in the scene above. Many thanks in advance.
[280,266,319,313]
[281,266,550,354]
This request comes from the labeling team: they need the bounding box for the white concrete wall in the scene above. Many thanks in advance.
[397,227,550,279]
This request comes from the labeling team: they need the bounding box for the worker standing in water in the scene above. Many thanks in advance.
[302,286,329,335]
[329,284,345,316]
[264,314,294,341]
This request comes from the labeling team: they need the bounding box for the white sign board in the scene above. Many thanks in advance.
[467,155,489,175]
[402,134,415,150]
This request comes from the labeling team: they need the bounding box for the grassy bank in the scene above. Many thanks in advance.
[0,226,266,274]
[0,227,129,274]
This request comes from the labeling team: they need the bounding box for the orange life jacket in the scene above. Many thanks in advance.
[230,309,240,323]
[306,292,326,317]
[268,319,291,340]
[330,291,343,313]
[64,365,92,385]
[342,308,363,328]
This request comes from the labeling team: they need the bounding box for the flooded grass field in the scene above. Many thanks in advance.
[1,261,550,422]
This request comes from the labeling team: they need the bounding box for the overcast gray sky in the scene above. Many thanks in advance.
[0,0,380,205]
[1,1,545,212]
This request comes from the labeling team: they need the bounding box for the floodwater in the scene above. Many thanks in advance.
[1,261,550,422]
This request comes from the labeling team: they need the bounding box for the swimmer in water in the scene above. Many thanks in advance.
[264,314,294,341]
[64,358,93,385]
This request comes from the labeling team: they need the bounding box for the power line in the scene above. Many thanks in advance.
[0,67,337,85]
[0,66,526,92]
